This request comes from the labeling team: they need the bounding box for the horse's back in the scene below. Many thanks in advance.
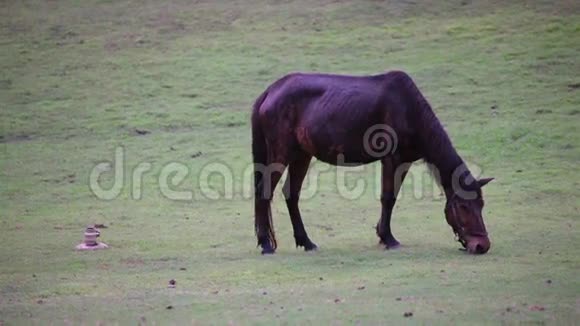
[254,71,417,164]
[258,72,386,114]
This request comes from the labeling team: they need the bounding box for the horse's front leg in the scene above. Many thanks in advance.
[376,157,410,249]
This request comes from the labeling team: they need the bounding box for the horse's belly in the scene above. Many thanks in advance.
[295,125,382,165]
[314,152,379,166]
[294,92,388,164]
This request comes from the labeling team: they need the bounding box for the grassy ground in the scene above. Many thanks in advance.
[1,0,579,324]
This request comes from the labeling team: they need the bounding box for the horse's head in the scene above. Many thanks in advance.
[445,177,494,254]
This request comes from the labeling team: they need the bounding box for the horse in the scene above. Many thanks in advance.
[251,70,493,255]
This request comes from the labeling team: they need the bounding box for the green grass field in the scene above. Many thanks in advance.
[1,0,579,324]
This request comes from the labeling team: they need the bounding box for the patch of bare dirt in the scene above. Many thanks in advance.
[0,134,35,144]
[134,128,151,135]
[226,122,244,128]
[312,224,333,231]
[529,305,546,311]
[104,33,151,53]
[41,173,76,184]
[12,225,24,231]
[567,82,580,90]
[535,109,552,114]
[120,258,145,267]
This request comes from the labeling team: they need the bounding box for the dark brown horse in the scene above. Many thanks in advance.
[252,71,493,255]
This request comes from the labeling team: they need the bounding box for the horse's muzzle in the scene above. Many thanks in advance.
[466,236,490,254]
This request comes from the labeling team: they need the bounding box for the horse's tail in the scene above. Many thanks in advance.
[251,90,268,199]
[251,90,277,250]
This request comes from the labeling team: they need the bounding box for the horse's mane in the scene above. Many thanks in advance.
[398,73,470,189]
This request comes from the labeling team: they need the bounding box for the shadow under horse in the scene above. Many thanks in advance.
[251,70,493,255]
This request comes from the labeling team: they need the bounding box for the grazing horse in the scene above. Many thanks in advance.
[252,71,493,255]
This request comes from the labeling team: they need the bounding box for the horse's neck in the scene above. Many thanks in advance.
[411,102,467,193]
[426,147,466,196]
[398,73,471,195]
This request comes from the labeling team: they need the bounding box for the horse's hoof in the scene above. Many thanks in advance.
[384,240,401,250]
[304,243,318,252]
[385,244,401,250]
[261,248,276,255]
[295,236,317,251]
[261,243,275,255]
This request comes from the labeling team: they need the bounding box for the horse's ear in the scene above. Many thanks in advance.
[478,178,494,187]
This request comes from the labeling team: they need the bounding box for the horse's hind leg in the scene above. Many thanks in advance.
[283,152,317,251]
[255,147,288,254]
